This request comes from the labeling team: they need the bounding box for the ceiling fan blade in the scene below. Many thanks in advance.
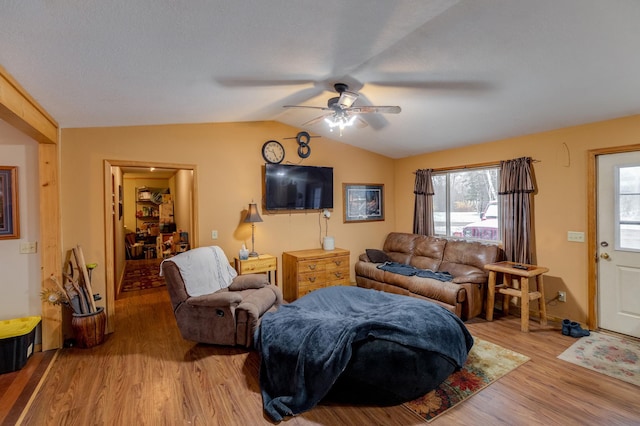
[338,90,359,108]
[349,105,401,114]
[216,78,316,88]
[283,105,331,111]
[354,116,369,128]
[369,79,493,92]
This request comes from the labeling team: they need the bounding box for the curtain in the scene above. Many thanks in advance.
[413,169,435,236]
[498,157,536,264]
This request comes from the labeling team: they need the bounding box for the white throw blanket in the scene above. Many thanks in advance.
[160,246,237,296]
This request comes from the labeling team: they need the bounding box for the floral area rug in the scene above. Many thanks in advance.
[403,338,530,422]
[558,331,640,387]
[119,258,165,293]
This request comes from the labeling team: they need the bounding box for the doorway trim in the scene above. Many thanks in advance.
[587,143,640,330]
[103,159,198,333]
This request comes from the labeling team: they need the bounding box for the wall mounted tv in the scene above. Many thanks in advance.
[264,163,334,210]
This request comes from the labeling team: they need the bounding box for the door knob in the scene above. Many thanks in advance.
[600,252,610,260]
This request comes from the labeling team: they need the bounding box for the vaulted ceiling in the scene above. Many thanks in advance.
[2,1,640,158]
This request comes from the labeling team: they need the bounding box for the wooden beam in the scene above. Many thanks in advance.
[39,143,63,350]
[0,65,58,144]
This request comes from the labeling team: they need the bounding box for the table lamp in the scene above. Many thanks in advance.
[244,203,263,257]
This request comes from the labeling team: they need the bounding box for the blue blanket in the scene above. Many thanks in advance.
[377,261,453,282]
[255,286,473,421]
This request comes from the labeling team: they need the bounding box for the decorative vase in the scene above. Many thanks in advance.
[71,307,106,348]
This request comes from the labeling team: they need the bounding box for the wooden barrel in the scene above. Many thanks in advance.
[71,307,106,348]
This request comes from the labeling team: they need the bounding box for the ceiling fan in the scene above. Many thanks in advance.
[283,83,401,134]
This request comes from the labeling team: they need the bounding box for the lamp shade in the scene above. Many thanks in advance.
[244,203,263,223]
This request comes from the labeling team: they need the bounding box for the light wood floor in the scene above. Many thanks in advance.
[11,287,640,425]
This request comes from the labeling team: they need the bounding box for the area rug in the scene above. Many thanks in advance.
[558,331,640,387]
[120,258,165,293]
[402,338,530,422]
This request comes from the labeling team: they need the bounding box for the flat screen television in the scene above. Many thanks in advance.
[264,164,333,210]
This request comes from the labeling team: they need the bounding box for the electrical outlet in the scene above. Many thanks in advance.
[211,230,218,240]
[558,291,567,302]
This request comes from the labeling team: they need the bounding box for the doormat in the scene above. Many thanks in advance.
[402,338,530,422]
[120,258,165,293]
[558,331,640,387]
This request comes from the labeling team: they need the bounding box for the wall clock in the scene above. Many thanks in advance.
[262,140,285,164]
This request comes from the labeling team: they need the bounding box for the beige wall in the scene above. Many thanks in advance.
[0,120,41,320]
[60,121,397,303]
[395,114,640,323]
[173,169,193,236]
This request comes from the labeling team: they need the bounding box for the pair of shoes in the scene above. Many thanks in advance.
[569,322,590,337]
[562,318,590,337]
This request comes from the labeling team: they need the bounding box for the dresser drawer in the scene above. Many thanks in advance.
[298,286,318,298]
[326,268,349,285]
[298,271,325,288]
[235,256,277,274]
[298,259,326,274]
[325,255,349,271]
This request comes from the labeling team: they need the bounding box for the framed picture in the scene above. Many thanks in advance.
[0,166,19,239]
[343,183,384,223]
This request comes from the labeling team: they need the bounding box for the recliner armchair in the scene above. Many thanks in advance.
[160,246,282,347]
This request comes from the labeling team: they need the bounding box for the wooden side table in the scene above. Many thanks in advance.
[485,261,549,332]
[234,254,277,286]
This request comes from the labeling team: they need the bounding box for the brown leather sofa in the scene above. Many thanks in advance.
[355,232,501,320]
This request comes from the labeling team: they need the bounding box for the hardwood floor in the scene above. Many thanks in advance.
[7,286,640,425]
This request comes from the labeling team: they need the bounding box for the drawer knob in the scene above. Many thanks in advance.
[308,277,316,283]
[308,264,317,270]
[335,260,342,266]
[334,272,343,278]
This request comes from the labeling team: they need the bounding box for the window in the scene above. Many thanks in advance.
[432,166,500,241]
[617,164,640,251]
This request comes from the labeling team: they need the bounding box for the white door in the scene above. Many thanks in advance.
[597,151,640,338]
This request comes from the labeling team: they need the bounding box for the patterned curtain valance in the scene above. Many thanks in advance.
[498,157,535,194]
[414,169,435,195]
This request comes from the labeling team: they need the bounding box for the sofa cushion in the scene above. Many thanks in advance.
[405,276,464,305]
[410,236,446,271]
[438,262,485,278]
[413,236,447,259]
[452,274,488,284]
[382,232,418,264]
[354,261,386,283]
[441,240,500,270]
[229,273,270,290]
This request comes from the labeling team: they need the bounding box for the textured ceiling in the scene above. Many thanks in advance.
[2,1,640,158]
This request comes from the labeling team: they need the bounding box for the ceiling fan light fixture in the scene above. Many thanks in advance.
[324,113,357,135]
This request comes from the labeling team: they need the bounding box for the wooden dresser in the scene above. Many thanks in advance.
[282,248,350,301]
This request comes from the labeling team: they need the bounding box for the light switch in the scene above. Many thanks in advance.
[211,230,218,240]
[567,231,585,243]
[19,242,38,254]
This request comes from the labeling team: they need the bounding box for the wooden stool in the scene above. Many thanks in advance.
[485,261,548,332]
